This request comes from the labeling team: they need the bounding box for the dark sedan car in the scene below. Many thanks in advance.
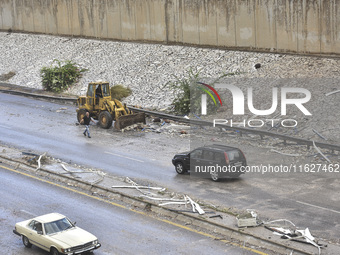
[172,144,247,181]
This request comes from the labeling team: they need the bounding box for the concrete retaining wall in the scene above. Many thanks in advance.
[1,0,339,55]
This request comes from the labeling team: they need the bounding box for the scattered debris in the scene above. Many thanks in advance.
[312,129,327,140]
[209,214,223,219]
[36,152,46,170]
[60,163,106,184]
[56,107,68,113]
[237,209,258,227]
[263,219,325,255]
[61,164,73,174]
[159,201,188,206]
[121,123,145,132]
[296,228,322,251]
[185,195,205,215]
[112,177,166,196]
[270,149,301,157]
[22,152,39,163]
[325,89,340,96]
[313,141,331,163]
[91,171,106,185]
[111,185,166,192]
[193,114,202,120]
[152,117,161,122]
[22,152,39,157]
[111,178,206,215]
[157,194,205,215]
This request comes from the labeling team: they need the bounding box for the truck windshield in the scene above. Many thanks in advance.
[87,85,94,97]
[102,84,110,97]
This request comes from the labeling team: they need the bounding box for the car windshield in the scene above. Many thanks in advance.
[44,217,74,235]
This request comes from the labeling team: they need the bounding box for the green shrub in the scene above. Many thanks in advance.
[40,59,87,93]
[110,85,132,101]
[166,68,217,115]
[167,68,240,115]
[166,68,201,115]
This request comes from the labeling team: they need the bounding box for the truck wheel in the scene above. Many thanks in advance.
[77,109,87,123]
[99,111,113,129]
[22,236,32,248]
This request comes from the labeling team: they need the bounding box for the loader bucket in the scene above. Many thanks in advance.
[114,112,146,130]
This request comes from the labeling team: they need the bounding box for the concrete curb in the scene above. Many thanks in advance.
[0,88,77,103]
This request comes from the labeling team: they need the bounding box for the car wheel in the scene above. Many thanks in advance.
[210,170,220,182]
[50,247,60,255]
[22,236,32,248]
[175,162,186,174]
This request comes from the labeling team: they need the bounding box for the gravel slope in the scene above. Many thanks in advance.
[0,32,339,143]
[1,32,340,108]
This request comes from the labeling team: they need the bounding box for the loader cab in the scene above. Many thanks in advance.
[87,82,111,110]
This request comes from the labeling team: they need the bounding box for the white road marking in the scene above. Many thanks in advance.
[104,151,144,163]
[296,200,340,214]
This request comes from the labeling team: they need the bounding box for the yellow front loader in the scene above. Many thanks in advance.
[76,81,145,129]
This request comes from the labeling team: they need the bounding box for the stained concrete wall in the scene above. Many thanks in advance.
[0,0,339,55]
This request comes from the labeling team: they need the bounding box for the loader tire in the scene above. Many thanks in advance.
[77,109,87,123]
[99,111,113,129]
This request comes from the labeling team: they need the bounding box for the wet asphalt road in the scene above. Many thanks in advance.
[0,164,258,255]
[0,93,340,243]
